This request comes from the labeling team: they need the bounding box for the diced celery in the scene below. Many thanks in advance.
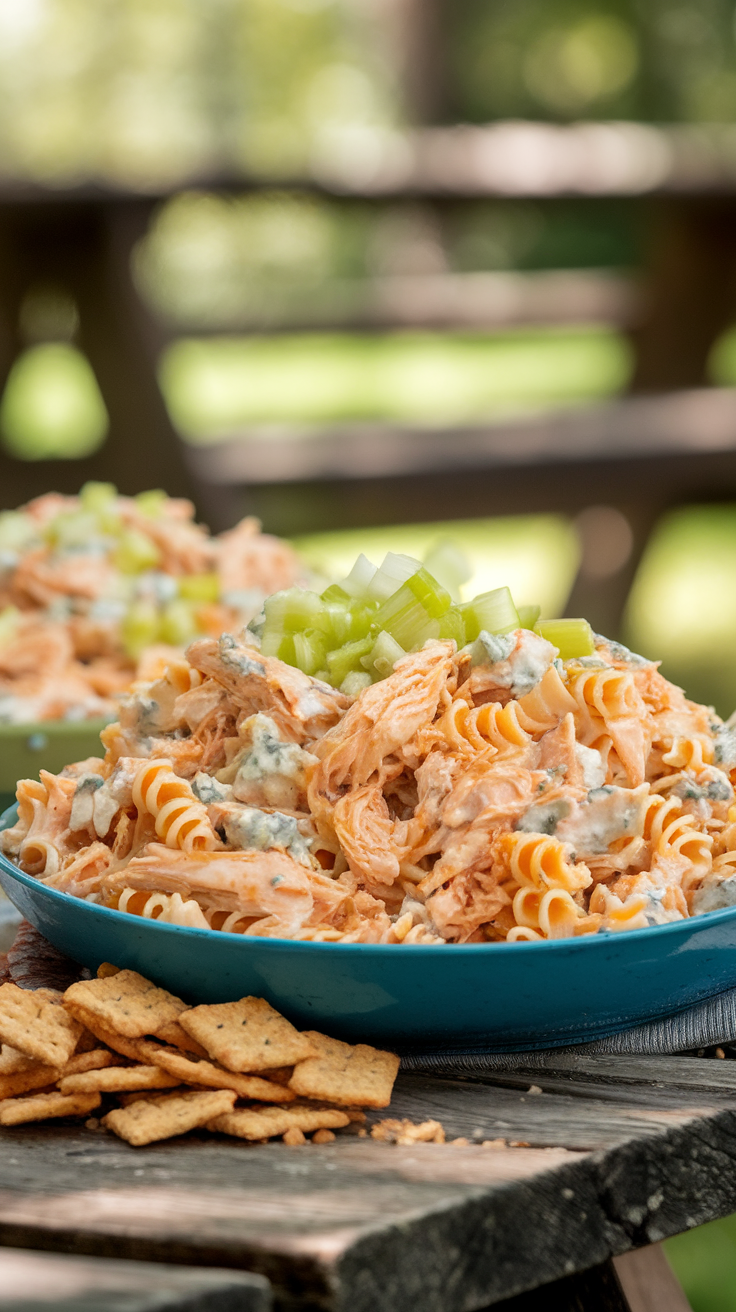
[160,599,197,646]
[438,605,466,647]
[293,629,327,676]
[178,572,220,603]
[0,606,19,647]
[259,630,282,658]
[121,600,160,660]
[345,600,379,641]
[135,489,168,518]
[341,670,372,696]
[276,634,296,666]
[326,636,374,686]
[461,587,519,642]
[264,588,325,634]
[535,618,595,660]
[80,481,117,514]
[48,511,101,551]
[423,539,472,601]
[0,511,37,553]
[517,604,541,631]
[406,567,451,618]
[366,553,422,602]
[361,630,405,681]
[375,587,440,650]
[340,554,377,599]
[319,603,353,646]
[321,583,351,605]
[114,529,160,573]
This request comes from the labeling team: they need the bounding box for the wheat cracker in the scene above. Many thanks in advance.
[0,1066,59,1100]
[134,1039,297,1102]
[154,1018,208,1058]
[62,1006,148,1061]
[58,1050,117,1077]
[179,998,317,1073]
[0,983,82,1066]
[102,1088,236,1146]
[289,1032,399,1108]
[59,1065,181,1094]
[208,1103,350,1141]
[0,1044,37,1075]
[64,970,186,1038]
[0,1090,101,1125]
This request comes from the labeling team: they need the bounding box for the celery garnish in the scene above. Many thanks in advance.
[423,540,472,601]
[264,588,325,634]
[461,587,519,641]
[121,600,160,660]
[366,553,422,602]
[178,572,220,603]
[517,604,541,631]
[340,554,377,599]
[0,606,19,647]
[0,511,36,553]
[293,630,327,676]
[438,606,466,646]
[321,583,350,605]
[361,630,405,681]
[80,481,117,514]
[535,618,595,659]
[114,529,160,573]
[160,599,197,646]
[341,671,372,696]
[135,489,168,518]
[326,636,374,685]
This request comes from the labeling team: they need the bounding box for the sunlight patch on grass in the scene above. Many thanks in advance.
[161,327,632,441]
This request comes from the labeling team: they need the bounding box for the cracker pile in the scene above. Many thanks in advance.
[0,967,400,1147]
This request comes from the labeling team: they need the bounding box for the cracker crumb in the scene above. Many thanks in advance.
[84,1118,100,1130]
[482,1138,507,1149]
[450,1137,469,1146]
[283,1127,306,1146]
[716,1047,726,1059]
[528,1085,543,1095]
[509,1139,531,1148]
[312,1128,335,1144]
[371,1118,445,1144]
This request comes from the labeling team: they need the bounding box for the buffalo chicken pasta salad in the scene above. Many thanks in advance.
[0,483,302,725]
[4,550,736,944]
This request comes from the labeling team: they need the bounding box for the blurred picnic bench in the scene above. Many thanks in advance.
[3,122,736,634]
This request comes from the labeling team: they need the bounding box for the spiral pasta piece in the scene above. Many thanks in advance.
[502,831,592,894]
[117,887,210,929]
[439,698,532,756]
[132,759,219,851]
[515,665,578,734]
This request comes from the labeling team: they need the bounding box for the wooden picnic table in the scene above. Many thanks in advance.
[2,1049,736,1310]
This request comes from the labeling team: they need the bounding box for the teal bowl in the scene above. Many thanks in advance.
[3,804,736,1052]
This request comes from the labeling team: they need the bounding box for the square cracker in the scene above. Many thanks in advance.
[103,1089,236,1146]
[179,998,317,1073]
[209,1104,350,1141]
[0,1066,59,1100]
[0,983,82,1067]
[0,1090,101,1125]
[59,1065,180,1094]
[59,1050,117,1077]
[0,1044,38,1076]
[63,1007,144,1061]
[133,1039,296,1103]
[64,971,186,1038]
[153,1019,208,1058]
[289,1032,400,1108]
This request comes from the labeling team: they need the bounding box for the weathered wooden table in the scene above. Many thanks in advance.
[2,1051,736,1311]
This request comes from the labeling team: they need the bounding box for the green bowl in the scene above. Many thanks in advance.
[0,719,111,812]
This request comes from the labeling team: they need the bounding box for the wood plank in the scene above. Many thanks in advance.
[0,1246,271,1312]
[613,1245,692,1312]
[0,1065,734,1312]
[455,1054,736,1096]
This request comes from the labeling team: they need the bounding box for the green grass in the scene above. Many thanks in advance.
[667,1219,736,1312]
[159,326,632,439]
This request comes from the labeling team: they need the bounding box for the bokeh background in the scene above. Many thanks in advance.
[3,4,736,1304]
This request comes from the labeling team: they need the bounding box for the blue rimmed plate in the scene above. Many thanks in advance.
[2,803,736,1052]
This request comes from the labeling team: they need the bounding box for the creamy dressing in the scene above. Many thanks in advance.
[693,875,736,914]
[69,774,104,831]
[516,796,572,836]
[470,628,554,698]
[90,759,139,838]
[217,633,266,679]
[192,772,231,805]
[220,804,312,866]
[714,721,736,771]
[218,712,317,809]
[575,743,606,789]
[556,784,649,856]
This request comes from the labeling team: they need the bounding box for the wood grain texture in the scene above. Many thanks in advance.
[613,1245,692,1312]
[0,1060,731,1312]
[0,1245,271,1311]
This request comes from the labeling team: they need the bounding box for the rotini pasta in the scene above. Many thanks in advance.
[5,611,735,945]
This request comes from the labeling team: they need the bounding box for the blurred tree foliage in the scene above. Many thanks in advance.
[447,0,736,124]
